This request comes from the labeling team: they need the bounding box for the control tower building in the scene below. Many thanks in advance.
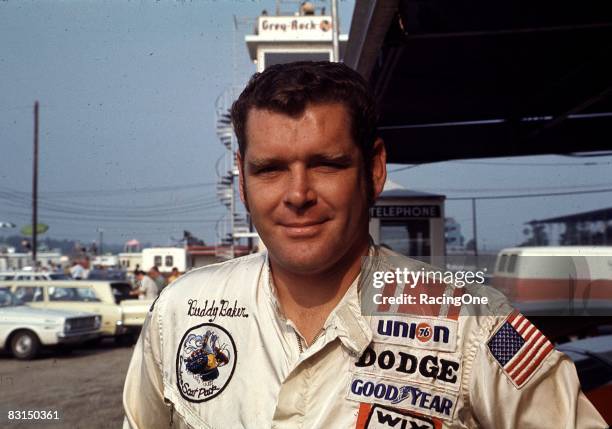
[245,1,348,72]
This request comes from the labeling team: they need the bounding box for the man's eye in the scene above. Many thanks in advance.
[315,162,348,170]
[254,166,280,175]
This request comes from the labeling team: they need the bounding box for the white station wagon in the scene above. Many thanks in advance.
[0,288,101,359]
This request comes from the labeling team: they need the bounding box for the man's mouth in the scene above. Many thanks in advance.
[278,220,328,237]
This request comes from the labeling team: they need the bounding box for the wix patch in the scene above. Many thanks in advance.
[365,405,437,429]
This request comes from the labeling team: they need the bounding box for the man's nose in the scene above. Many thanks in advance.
[283,166,317,210]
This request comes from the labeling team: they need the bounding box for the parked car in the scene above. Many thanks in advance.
[87,268,127,281]
[0,271,69,281]
[0,280,153,343]
[0,288,101,359]
[558,335,612,425]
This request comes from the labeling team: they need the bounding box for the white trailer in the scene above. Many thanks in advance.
[141,247,186,273]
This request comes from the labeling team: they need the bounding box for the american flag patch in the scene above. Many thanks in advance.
[487,312,554,388]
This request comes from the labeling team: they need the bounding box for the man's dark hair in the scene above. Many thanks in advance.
[230,61,379,172]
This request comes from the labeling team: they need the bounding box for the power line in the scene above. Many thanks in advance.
[0,192,223,217]
[0,189,219,207]
[0,202,223,219]
[447,187,612,200]
[0,182,218,197]
[387,165,420,173]
[1,210,222,224]
[454,160,612,167]
[388,155,612,172]
[400,182,612,193]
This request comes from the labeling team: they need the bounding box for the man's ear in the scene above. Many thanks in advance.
[236,152,249,212]
[371,138,387,200]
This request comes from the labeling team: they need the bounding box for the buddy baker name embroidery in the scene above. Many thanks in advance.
[187,299,249,322]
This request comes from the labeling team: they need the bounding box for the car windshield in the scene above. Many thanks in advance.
[48,286,101,302]
[110,282,136,303]
[88,269,127,281]
[0,288,24,307]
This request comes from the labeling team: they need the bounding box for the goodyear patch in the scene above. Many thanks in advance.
[347,374,457,421]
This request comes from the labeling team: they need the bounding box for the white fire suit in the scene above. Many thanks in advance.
[123,247,606,428]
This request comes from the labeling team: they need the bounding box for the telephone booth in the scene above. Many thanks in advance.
[369,188,446,267]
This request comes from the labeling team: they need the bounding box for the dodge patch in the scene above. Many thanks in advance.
[355,344,462,391]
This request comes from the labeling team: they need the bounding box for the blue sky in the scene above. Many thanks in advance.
[1,0,610,251]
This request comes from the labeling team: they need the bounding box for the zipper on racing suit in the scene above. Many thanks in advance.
[295,329,324,354]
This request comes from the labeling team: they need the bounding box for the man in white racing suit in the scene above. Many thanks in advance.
[123,61,607,428]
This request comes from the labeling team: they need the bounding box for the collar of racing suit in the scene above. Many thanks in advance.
[261,250,374,357]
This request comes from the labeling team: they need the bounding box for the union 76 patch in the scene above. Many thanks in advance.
[372,315,457,352]
[176,323,237,402]
[487,312,553,388]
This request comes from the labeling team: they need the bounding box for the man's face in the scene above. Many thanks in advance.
[239,102,386,275]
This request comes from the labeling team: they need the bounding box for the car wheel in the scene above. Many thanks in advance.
[115,333,137,347]
[10,330,41,360]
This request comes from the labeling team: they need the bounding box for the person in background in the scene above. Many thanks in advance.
[148,266,167,291]
[130,270,159,300]
[167,267,180,284]
[69,261,85,279]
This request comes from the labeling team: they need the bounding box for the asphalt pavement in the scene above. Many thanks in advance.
[0,340,133,429]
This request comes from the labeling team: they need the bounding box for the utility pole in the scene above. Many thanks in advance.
[32,101,39,269]
[471,198,479,269]
[331,0,340,62]
[98,227,104,255]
